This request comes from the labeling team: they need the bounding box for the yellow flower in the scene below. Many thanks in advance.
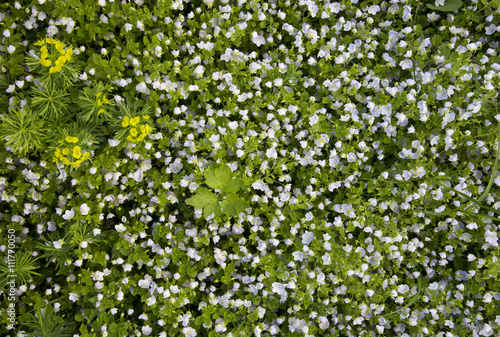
[97,99,102,106]
[137,134,146,142]
[40,59,52,67]
[46,37,57,44]
[122,116,130,127]
[55,56,66,67]
[49,65,62,73]
[62,158,70,165]
[130,128,138,137]
[143,115,150,120]
[56,43,65,55]
[127,135,134,142]
[41,52,50,59]
[62,148,70,155]
[82,152,90,160]
[98,109,105,115]
[55,148,61,157]
[130,116,140,126]
[41,46,48,54]
[65,136,78,143]
[34,40,44,46]
[103,97,110,104]
[65,48,73,61]
[96,92,102,97]
[144,124,151,134]
[73,146,82,159]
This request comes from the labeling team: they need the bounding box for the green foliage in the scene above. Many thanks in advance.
[21,305,76,337]
[77,81,115,123]
[0,250,40,291]
[187,165,250,218]
[427,0,463,12]
[0,107,48,156]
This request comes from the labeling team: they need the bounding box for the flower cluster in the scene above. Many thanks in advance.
[122,115,152,143]
[53,136,90,168]
[34,37,73,73]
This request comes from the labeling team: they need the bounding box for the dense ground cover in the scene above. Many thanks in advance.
[1,0,500,336]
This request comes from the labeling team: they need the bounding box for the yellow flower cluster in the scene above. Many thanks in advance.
[96,92,110,115]
[53,136,90,168]
[34,38,73,74]
[122,115,152,143]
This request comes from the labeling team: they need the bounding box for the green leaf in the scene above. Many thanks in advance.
[222,193,250,216]
[223,178,244,193]
[426,0,462,12]
[186,188,217,209]
[221,200,238,216]
[203,201,221,218]
[204,165,233,189]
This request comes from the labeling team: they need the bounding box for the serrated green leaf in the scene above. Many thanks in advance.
[223,178,244,193]
[203,201,221,218]
[186,188,217,209]
[427,0,462,12]
[204,165,233,189]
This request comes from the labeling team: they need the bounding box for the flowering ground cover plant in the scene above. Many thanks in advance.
[1,0,500,336]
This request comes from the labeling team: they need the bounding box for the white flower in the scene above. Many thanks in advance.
[7,45,15,53]
[98,0,106,5]
[309,114,319,126]
[485,230,498,247]
[266,148,278,159]
[62,209,75,220]
[322,253,331,265]
[147,296,156,306]
[142,326,152,336]
[125,23,133,32]
[182,327,197,337]
[193,65,205,77]
[251,32,266,46]
[136,82,149,94]
[115,224,127,232]
[108,139,119,147]
[80,203,90,215]
[272,282,287,296]
[69,293,78,302]
[435,0,445,6]
[400,59,413,70]
[53,240,64,249]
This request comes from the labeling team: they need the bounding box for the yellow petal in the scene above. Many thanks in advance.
[41,52,49,59]
[122,116,129,127]
[34,40,44,46]
[55,56,66,66]
[46,37,57,44]
[130,116,140,126]
[40,59,52,67]
[140,125,146,134]
[56,44,65,54]
[41,46,48,54]
[130,128,138,137]
[62,148,70,155]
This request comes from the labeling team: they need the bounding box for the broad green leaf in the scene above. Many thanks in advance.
[222,193,250,215]
[221,200,238,216]
[223,178,244,193]
[186,188,217,209]
[427,0,462,12]
[203,201,221,218]
[204,165,232,189]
